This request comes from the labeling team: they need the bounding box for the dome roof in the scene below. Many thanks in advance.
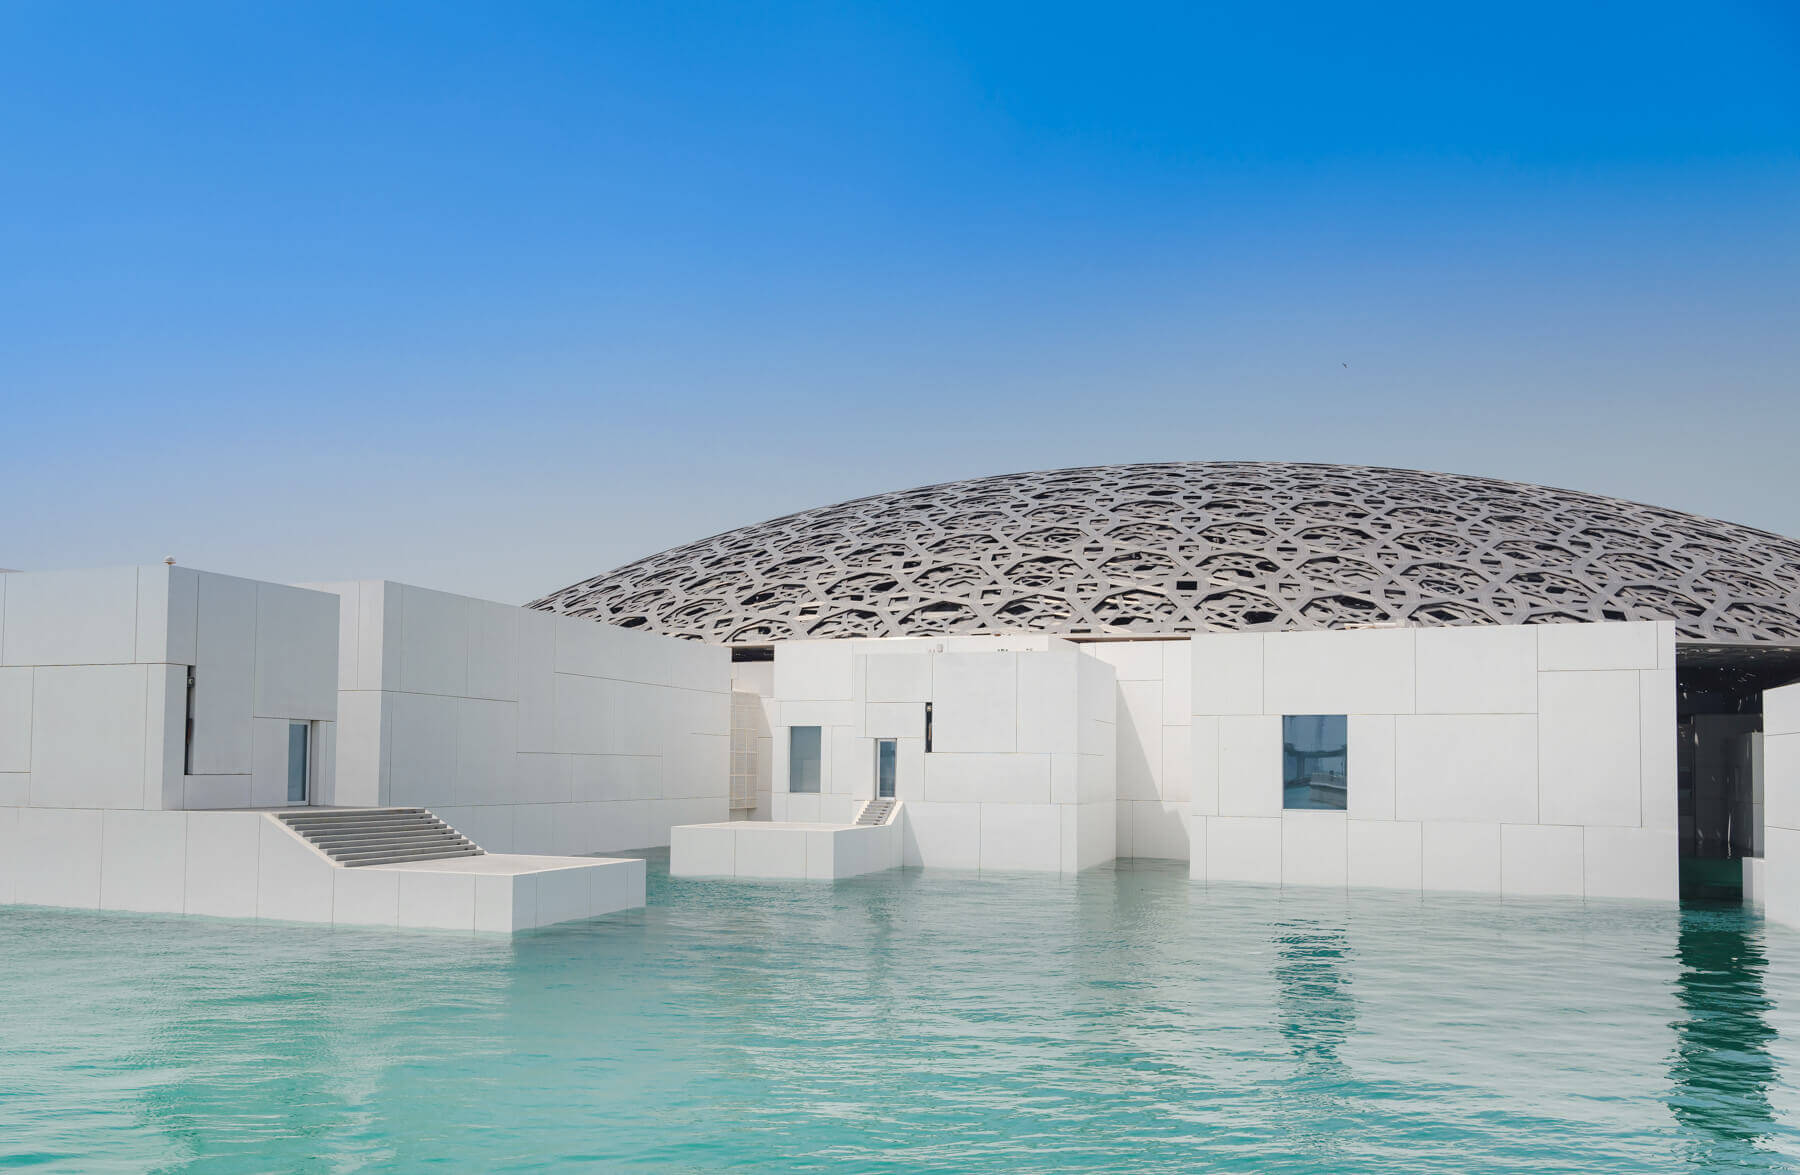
[529,462,1800,645]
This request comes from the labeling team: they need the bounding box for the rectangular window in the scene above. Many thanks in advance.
[286,721,310,804]
[788,725,822,793]
[924,702,933,753]
[876,739,897,798]
[1283,714,1347,811]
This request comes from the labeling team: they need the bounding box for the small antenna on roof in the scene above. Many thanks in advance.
[164,557,177,566]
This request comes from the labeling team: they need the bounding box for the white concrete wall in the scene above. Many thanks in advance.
[1185,621,1678,900]
[765,637,1117,872]
[0,566,338,813]
[313,582,730,854]
[1083,640,1192,861]
[1761,681,1800,927]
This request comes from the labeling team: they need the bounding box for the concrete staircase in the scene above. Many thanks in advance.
[856,798,896,826]
[277,808,484,867]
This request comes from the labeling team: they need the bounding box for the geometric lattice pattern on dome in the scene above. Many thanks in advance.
[529,462,1800,645]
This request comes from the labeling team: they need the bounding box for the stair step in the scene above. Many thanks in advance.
[278,807,485,867]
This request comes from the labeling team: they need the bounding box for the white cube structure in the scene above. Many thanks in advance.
[307,581,732,856]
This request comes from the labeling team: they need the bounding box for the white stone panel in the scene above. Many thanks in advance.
[1583,826,1677,901]
[1639,668,1677,831]
[865,652,931,703]
[474,873,533,932]
[513,804,555,853]
[0,773,25,807]
[1,567,138,666]
[1161,723,1191,803]
[183,774,252,810]
[1347,714,1396,820]
[455,698,517,806]
[670,824,736,876]
[333,868,400,927]
[863,701,924,740]
[15,807,102,908]
[1191,633,1263,716]
[256,819,334,923]
[179,811,262,918]
[1114,679,1163,801]
[1536,621,1659,671]
[773,641,856,701]
[1087,640,1166,682]
[1217,715,1281,817]
[190,572,256,775]
[0,666,31,773]
[1017,650,1079,754]
[395,870,477,930]
[1394,715,1537,825]
[1415,626,1537,714]
[1768,682,1800,738]
[1421,821,1501,893]
[30,665,147,809]
[1771,733,1800,833]
[1262,629,1416,716]
[98,813,181,919]
[1538,670,1640,827]
[465,600,520,702]
[250,716,292,808]
[1204,816,1282,884]
[252,583,338,720]
[534,867,590,925]
[1281,811,1348,887]
[1763,826,1800,930]
[135,565,198,665]
[387,691,459,807]
[330,690,388,807]
[978,803,1061,872]
[1130,800,1189,861]
[1190,716,1219,814]
[514,608,557,753]
[1499,824,1584,897]
[0,805,16,902]
[1348,820,1422,890]
[932,654,1018,753]
[1161,641,1192,725]
[398,585,468,696]
[923,752,1051,804]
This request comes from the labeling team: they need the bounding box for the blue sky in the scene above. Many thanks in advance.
[3,1,1796,603]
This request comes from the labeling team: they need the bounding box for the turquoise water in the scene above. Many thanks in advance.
[4,857,1800,1173]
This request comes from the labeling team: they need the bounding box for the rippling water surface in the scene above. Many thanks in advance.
[4,856,1800,1173]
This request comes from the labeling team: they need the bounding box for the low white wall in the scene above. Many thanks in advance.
[765,637,1117,872]
[0,805,643,931]
[1185,621,1678,900]
[1761,681,1800,927]
[313,582,730,854]
[0,566,338,812]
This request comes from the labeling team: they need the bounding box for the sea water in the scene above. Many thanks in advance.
[3,856,1799,1173]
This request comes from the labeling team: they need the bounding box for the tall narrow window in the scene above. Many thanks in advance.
[287,721,310,804]
[788,726,822,793]
[924,702,933,753]
[876,739,897,798]
[183,667,196,776]
[1283,715,1347,810]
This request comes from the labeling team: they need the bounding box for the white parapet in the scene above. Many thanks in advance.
[670,816,903,880]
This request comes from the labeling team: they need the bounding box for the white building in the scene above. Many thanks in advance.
[5,461,1800,927]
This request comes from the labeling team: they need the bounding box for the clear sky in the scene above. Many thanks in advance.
[3,2,1797,603]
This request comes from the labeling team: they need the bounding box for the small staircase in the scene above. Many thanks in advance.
[856,798,895,826]
[277,808,484,867]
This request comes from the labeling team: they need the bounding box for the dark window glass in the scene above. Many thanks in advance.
[1283,714,1347,810]
[789,726,822,793]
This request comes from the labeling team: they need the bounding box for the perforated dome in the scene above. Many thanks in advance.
[529,462,1800,645]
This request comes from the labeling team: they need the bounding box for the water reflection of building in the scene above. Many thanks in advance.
[1668,908,1780,1168]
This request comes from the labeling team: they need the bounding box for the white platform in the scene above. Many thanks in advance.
[670,818,902,880]
[0,806,646,933]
